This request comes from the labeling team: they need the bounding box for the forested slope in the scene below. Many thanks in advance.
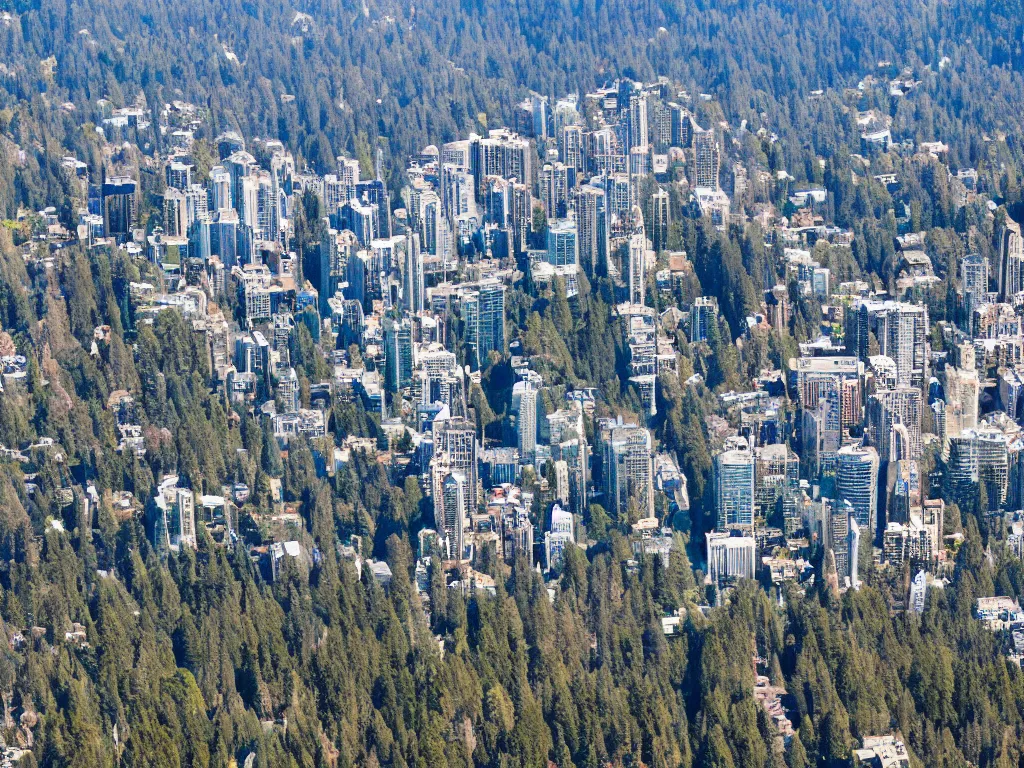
[0,0,1021,766]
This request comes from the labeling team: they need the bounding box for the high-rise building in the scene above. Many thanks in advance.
[627,90,649,151]
[439,471,467,560]
[356,179,392,238]
[225,150,257,222]
[705,530,756,587]
[836,444,879,535]
[338,156,361,194]
[690,296,718,343]
[531,94,549,139]
[434,417,479,515]
[791,356,862,473]
[573,184,610,277]
[553,95,580,144]
[539,162,571,219]
[441,164,476,226]
[314,226,340,316]
[477,129,534,192]
[464,281,506,368]
[604,423,654,520]
[340,198,379,246]
[549,405,590,517]
[878,302,928,388]
[755,443,799,528]
[384,317,416,393]
[715,442,756,532]
[419,190,443,256]
[607,173,632,216]
[586,127,623,176]
[163,187,188,238]
[998,216,1024,301]
[511,380,538,461]
[651,100,672,152]
[628,205,647,306]
[693,128,720,191]
[210,166,232,212]
[847,516,861,588]
[403,232,425,314]
[825,498,850,579]
[561,124,584,172]
[511,182,532,257]
[252,171,276,241]
[949,424,1010,511]
[102,176,137,242]
[867,387,923,462]
[546,219,579,267]
[545,504,575,572]
[887,458,921,525]
[961,254,989,331]
[648,188,670,253]
[209,209,240,267]
[484,176,511,229]
[670,103,694,148]
[502,505,534,565]
[151,476,197,556]
[323,173,351,213]
[277,366,300,414]
[165,160,193,190]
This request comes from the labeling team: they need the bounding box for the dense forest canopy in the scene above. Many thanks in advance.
[0,0,1022,766]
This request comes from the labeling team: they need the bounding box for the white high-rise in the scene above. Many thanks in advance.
[512,380,538,461]
[694,128,720,191]
[706,530,756,587]
[628,205,647,306]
